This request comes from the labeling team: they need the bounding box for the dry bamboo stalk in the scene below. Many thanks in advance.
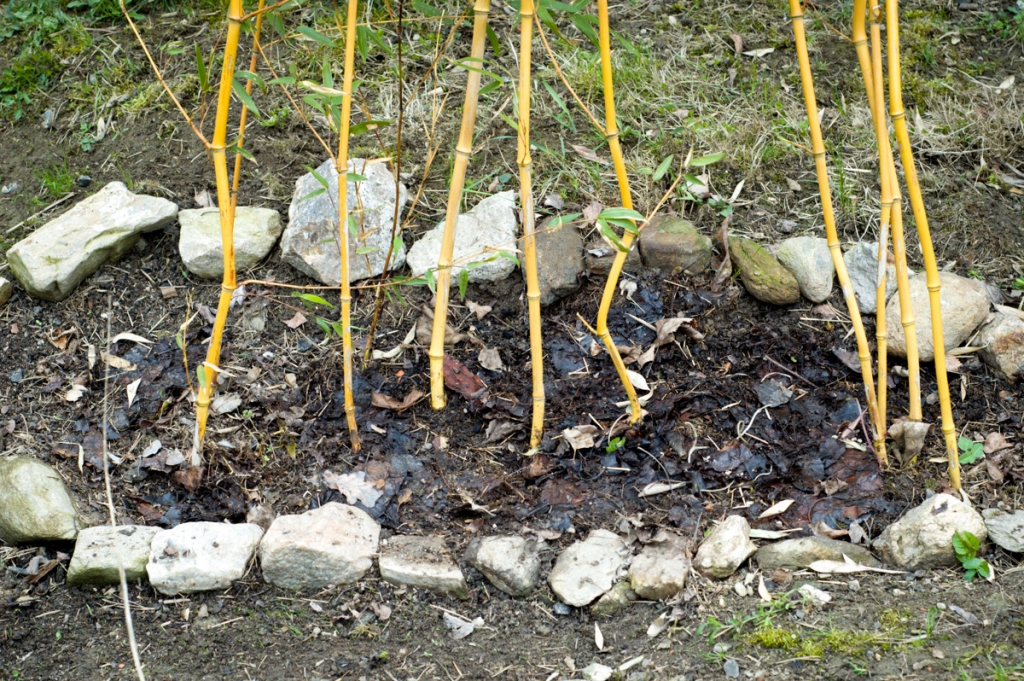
[788,0,883,458]
[428,0,492,409]
[885,0,960,489]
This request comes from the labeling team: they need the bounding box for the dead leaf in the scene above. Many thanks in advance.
[466,300,492,321]
[647,612,670,638]
[811,303,837,319]
[371,390,425,413]
[160,286,177,299]
[65,385,87,402]
[945,354,962,373]
[806,558,903,574]
[583,201,604,224]
[524,453,554,479]
[595,623,604,651]
[485,419,520,443]
[126,378,141,408]
[729,33,743,54]
[997,75,1015,91]
[443,612,476,640]
[417,306,467,346]
[986,459,1004,483]
[543,193,565,210]
[889,420,931,462]
[141,439,162,458]
[571,144,609,165]
[639,317,703,367]
[625,369,649,392]
[848,519,867,545]
[478,347,504,371]
[284,312,308,329]
[195,188,214,208]
[173,466,205,492]
[442,355,487,404]
[833,348,862,374]
[540,479,584,506]
[811,521,848,539]
[562,424,599,452]
[743,47,775,58]
[758,499,795,519]
[984,432,1012,454]
[111,332,153,345]
[101,352,137,371]
[638,481,687,497]
[211,393,242,415]
[757,575,772,602]
[323,470,384,507]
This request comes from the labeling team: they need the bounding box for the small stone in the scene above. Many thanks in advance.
[553,602,573,616]
[581,662,614,681]
[976,313,1024,381]
[379,535,469,599]
[259,502,380,590]
[873,494,987,569]
[465,535,542,597]
[7,182,178,301]
[584,241,642,274]
[849,579,861,592]
[548,529,627,607]
[0,277,13,306]
[76,175,92,188]
[628,531,690,600]
[533,217,584,306]
[0,456,81,544]
[981,508,1024,553]
[67,525,160,586]
[843,242,897,314]
[406,191,517,284]
[1,182,19,194]
[638,215,713,275]
[798,584,832,606]
[728,237,800,305]
[886,272,991,361]
[694,516,757,579]
[755,536,879,570]
[724,659,740,678]
[178,207,283,279]
[147,522,264,595]
[591,581,637,616]
[776,236,834,303]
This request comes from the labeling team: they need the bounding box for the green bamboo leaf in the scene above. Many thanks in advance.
[424,268,436,293]
[301,188,326,201]
[690,151,725,167]
[305,166,330,189]
[598,219,629,253]
[458,269,469,300]
[296,25,335,47]
[322,55,333,89]
[547,212,581,228]
[653,155,674,181]
[232,80,260,116]
[195,43,209,93]
[411,1,442,16]
[235,70,265,89]
[598,207,644,221]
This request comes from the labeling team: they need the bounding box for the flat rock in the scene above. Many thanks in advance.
[755,535,878,570]
[694,516,757,579]
[0,456,80,544]
[638,216,713,275]
[534,217,584,306]
[379,535,469,599]
[7,182,178,301]
[0,277,12,306]
[147,522,263,595]
[591,581,637,616]
[178,206,282,279]
[281,158,408,284]
[843,242,897,314]
[548,529,627,607]
[259,502,380,590]
[728,237,800,305]
[584,240,642,274]
[976,313,1024,381]
[776,236,835,303]
[465,535,542,597]
[628,530,690,600]
[981,508,1024,553]
[873,494,987,569]
[886,272,990,361]
[406,191,517,284]
[67,525,160,586]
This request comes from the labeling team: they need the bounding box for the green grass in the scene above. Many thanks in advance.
[35,161,75,197]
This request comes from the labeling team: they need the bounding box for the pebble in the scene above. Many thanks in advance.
[464,535,542,597]
[723,659,740,678]
[76,175,92,188]
[0,456,80,544]
[0,277,13,306]
[776,236,835,302]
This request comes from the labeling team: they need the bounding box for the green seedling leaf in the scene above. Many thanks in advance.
[349,119,392,136]
[305,166,330,190]
[653,155,674,181]
[690,151,725,167]
[497,251,520,267]
[296,25,335,47]
[293,292,334,309]
[598,207,644,221]
[322,55,333,89]
[392,235,404,254]
[486,23,501,57]
[227,143,256,163]
[547,212,581,228]
[458,269,469,300]
[267,76,296,86]
[479,80,502,97]
[316,317,332,336]
[411,0,442,16]
[958,436,985,465]
[195,43,209,93]
[235,70,266,89]
[598,219,630,253]
[231,80,260,116]
[301,188,326,201]
[197,365,208,390]
[356,246,378,255]
[424,268,436,293]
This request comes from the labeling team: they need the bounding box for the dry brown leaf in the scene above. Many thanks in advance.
[442,355,487,403]
[758,575,772,602]
[833,348,862,374]
[562,424,599,452]
[417,306,466,346]
[284,312,308,329]
[64,385,87,402]
[811,521,848,539]
[126,378,141,408]
[371,390,425,413]
[323,470,384,507]
[984,432,1012,454]
[478,347,504,371]
[101,352,137,371]
[583,201,604,224]
[729,33,743,54]
[466,300,492,321]
[173,466,204,493]
[571,144,609,165]
[758,499,795,519]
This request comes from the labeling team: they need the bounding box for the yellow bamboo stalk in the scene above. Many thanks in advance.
[428,0,492,409]
[230,0,267,209]
[338,0,361,452]
[593,0,641,423]
[885,0,960,489]
[196,0,245,448]
[789,0,883,459]
[517,0,544,447]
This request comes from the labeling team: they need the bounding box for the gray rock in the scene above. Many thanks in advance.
[0,456,80,544]
[728,237,800,306]
[873,494,987,569]
[7,182,178,301]
[533,217,584,306]
[259,502,380,590]
[282,158,408,284]
[584,241,641,274]
[591,581,637,616]
[776,236,835,303]
[147,522,264,595]
[548,529,626,607]
[67,525,160,586]
[886,272,990,361]
[465,535,541,597]
[379,535,469,599]
[976,313,1024,381]
[981,508,1024,553]
[406,191,517,284]
[755,536,879,570]
[628,531,690,600]
[843,242,897,314]
[694,516,757,578]
[0,277,12,306]
[638,216,713,275]
[178,207,282,279]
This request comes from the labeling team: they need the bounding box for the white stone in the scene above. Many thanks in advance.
[976,313,1024,381]
[776,236,835,303]
[178,207,282,279]
[147,522,263,595]
[843,241,897,314]
[886,272,991,361]
[259,502,380,590]
[0,277,12,306]
[873,494,987,569]
[548,529,626,607]
[694,516,757,579]
[281,158,408,284]
[7,182,178,300]
[798,584,832,606]
[0,456,80,544]
[580,663,613,681]
[379,535,469,598]
[67,525,160,586]
[465,535,542,597]
[406,191,518,284]
[982,508,1024,553]
[628,531,690,600]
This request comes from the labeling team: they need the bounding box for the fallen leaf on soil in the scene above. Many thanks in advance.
[126,378,141,408]
[165,449,187,466]
[983,432,1012,454]
[949,605,979,624]
[647,612,670,638]
[524,453,554,479]
[638,481,687,498]
[173,466,204,492]
[848,519,867,544]
[833,348,862,373]
[323,470,384,508]
[101,352,137,371]
[372,324,416,360]
[806,557,904,574]
[442,356,487,404]
[889,419,931,462]
[417,306,467,346]
[758,499,795,519]
[543,193,564,210]
[65,385,87,402]
[811,521,848,539]
[284,312,307,329]
[986,459,1004,483]
[195,188,214,207]
[743,47,774,58]
[749,528,802,540]
[211,393,242,415]
[478,347,504,371]
[583,200,604,224]
[371,390,425,413]
[466,300,492,320]
[571,144,609,164]
[562,424,599,452]
[485,419,520,443]
[729,32,743,54]
[638,317,703,366]
[540,479,584,506]
[111,332,153,345]
[625,369,649,392]
[443,612,476,640]
[758,575,772,602]
[594,623,604,651]
[141,439,162,458]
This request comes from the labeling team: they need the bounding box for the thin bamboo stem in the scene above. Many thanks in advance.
[338,0,361,452]
[868,0,888,462]
[230,0,267,210]
[428,0,492,409]
[516,0,544,447]
[196,0,244,448]
[789,0,883,460]
[885,0,960,489]
[594,0,641,423]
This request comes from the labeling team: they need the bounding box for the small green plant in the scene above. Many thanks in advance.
[958,436,985,465]
[605,436,625,454]
[1012,277,1024,291]
[36,162,74,197]
[952,530,990,582]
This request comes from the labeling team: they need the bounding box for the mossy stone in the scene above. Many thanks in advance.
[728,237,801,305]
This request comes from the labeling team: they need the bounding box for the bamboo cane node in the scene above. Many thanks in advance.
[605,131,620,142]
[890,109,906,121]
[454,149,471,160]
[927,283,941,293]
[812,151,826,159]
[221,284,236,293]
